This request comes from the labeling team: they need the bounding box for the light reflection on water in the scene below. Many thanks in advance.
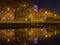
[0,28,60,39]
[0,28,60,45]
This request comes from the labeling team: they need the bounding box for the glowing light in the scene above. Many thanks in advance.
[7,39,10,42]
[45,11,48,14]
[34,5,38,12]
[54,14,57,16]
[7,7,10,11]
[41,29,43,31]
[45,35,48,38]
[34,37,38,44]
[24,4,26,7]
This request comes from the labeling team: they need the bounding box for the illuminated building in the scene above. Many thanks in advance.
[38,8,58,17]
[1,7,14,20]
[15,0,33,21]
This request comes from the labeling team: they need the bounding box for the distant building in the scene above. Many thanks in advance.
[29,8,58,22]
[15,0,33,21]
[38,8,58,17]
[1,7,14,20]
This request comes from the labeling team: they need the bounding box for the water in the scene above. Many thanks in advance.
[34,37,38,44]
[0,28,60,45]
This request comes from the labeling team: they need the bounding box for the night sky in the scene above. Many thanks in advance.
[32,0,60,15]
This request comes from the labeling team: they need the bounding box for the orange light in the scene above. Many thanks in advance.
[7,7,10,11]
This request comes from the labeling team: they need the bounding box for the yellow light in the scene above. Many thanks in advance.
[45,11,48,14]
[45,35,47,38]
[54,14,56,16]
[54,30,56,35]
[25,28,28,32]
[24,4,26,7]
[29,14,33,19]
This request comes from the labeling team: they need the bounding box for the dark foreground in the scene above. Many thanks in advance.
[0,34,60,45]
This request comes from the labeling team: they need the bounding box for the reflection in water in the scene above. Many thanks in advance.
[54,30,57,35]
[34,37,38,44]
[0,28,60,45]
[0,29,15,42]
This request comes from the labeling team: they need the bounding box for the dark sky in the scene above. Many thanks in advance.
[32,0,60,15]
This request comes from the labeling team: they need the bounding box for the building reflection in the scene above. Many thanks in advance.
[0,28,60,45]
[0,29,15,42]
[0,28,59,43]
